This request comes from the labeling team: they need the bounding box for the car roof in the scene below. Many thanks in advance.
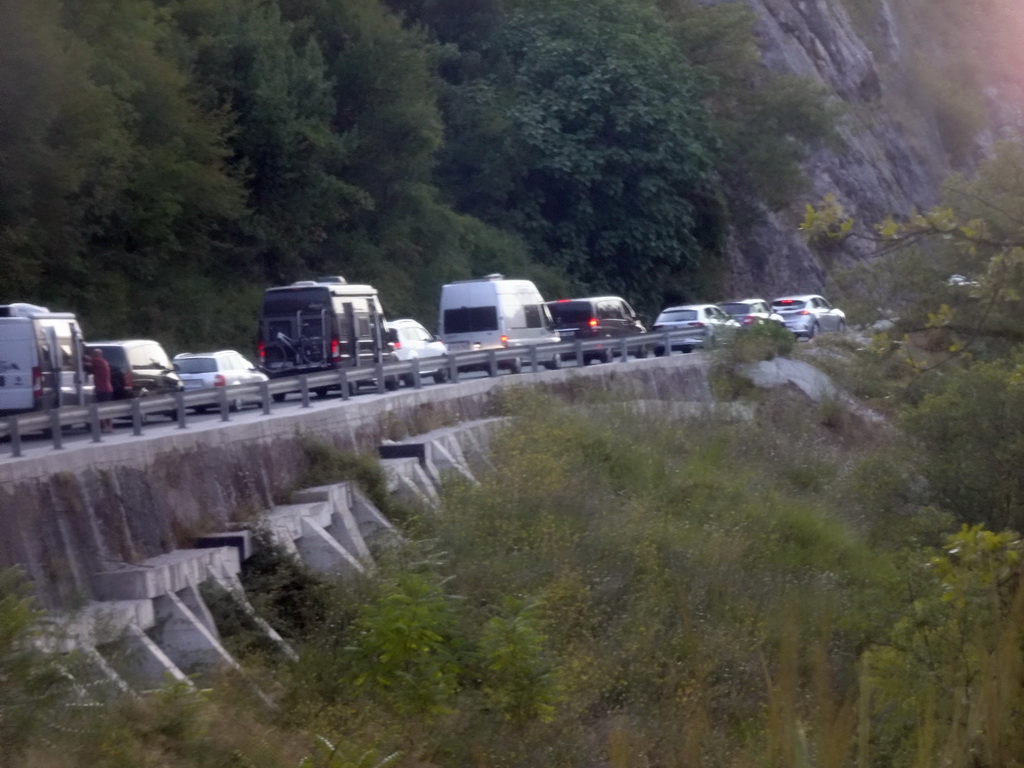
[389,318,428,328]
[173,350,243,359]
[547,295,626,304]
[659,304,716,312]
[772,294,822,302]
[719,298,768,305]
[89,339,165,348]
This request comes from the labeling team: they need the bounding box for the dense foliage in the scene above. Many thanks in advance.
[8,370,1024,767]
[0,0,833,351]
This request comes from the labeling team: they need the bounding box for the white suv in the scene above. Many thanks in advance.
[173,350,268,411]
[387,319,451,386]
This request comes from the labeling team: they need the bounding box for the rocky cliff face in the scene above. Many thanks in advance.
[722,0,1022,297]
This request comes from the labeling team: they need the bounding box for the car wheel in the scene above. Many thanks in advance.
[384,377,399,391]
[598,347,614,364]
[837,319,846,332]
[681,345,694,354]
[654,345,666,357]
[807,322,819,339]
[546,353,562,371]
[636,344,652,359]
[432,367,450,384]
[229,397,243,413]
[313,386,331,399]
[400,373,415,388]
[272,392,287,403]
[508,357,523,374]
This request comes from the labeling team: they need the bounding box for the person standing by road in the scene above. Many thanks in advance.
[90,348,114,433]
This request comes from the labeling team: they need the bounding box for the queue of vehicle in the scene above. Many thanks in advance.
[0,277,847,421]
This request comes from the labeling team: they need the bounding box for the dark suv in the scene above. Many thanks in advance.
[545,296,649,363]
[86,340,184,401]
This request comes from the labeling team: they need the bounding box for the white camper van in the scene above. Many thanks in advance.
[0,303,89,415]
[438,275,561,372]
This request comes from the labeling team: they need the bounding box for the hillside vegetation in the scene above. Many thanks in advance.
[1,0,836,350]
[7,307,1024,765]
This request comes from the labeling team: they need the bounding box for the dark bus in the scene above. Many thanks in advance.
[257,278,390,389]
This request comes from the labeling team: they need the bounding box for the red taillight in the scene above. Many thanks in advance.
[743,315,756,325]
[32,366,42,397]
[392,341,401,350]
[214,374,226,387]
[557,298,571,302]
[257,341,266,363]
[330,337,340,361]
[801,310,811,315]
[500,335,509,346]
[688,321,706,328]
[779,300,795,305]
[588,318,598,327]
[123,371,133,391]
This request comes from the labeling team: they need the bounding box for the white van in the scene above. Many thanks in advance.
[0,303,89,415]
[438,275,561,372]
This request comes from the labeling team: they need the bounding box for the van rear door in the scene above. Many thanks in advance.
[0,319,39,414]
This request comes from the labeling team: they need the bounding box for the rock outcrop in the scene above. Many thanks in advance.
[722,0,1022,297]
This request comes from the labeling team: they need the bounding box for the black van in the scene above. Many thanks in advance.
[257,277,390,396]
[545,296,649,363]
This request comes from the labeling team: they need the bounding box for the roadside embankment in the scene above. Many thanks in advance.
[0,355,711,607]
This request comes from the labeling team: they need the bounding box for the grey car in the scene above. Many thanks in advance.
[717,298,785,329]
[770,295,846,338]
[173,350,268,411]
[652,304,740,354]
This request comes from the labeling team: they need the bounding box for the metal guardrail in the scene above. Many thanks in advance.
[0,330,696,457]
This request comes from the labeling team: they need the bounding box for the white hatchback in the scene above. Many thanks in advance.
[387,319,451,386]
[173,350,268,411]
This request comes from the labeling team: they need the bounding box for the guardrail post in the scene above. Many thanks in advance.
[662,331,672,356]
[529,345,539,373]
[261,381,271,414]
[575,339,584,367]
[448,355,459,383]
[412,358,421,390]
[50,409,63,449]
[488,351,498,377]
[338,370,350,400]
[131,398,144,435]
[8,417,22,458]
[89,404,102,443]
[218,387,230,422]
[376,363,386,395]
[176,392,188,429]
[620,337,629,362]
[300,376,311,408]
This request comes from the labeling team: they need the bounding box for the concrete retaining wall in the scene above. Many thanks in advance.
[0,356,711,607]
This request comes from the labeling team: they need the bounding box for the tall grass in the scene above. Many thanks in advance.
[10,386,1024,767]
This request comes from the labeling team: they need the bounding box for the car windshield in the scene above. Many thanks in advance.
[548,302,593,324]
[772,299,807,311]
[175,358,218,374]
[719,303,754,316]
[657,309,698,322]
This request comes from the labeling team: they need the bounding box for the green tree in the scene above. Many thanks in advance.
[436,0,726,311]
[866,525,1024,767]
[903,356,1024,531]
[0,568,66,767]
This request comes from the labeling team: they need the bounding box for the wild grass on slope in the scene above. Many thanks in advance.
[13,387,1024,768]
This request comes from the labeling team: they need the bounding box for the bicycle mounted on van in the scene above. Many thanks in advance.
[256,277,390,397]
[0,303,90,415]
